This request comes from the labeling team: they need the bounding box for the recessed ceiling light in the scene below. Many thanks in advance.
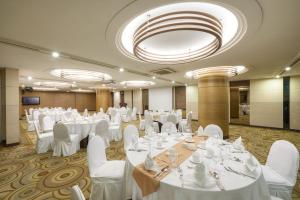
[152,76,156,79]
[21,84,25,88]
[52,52,60,58]
[172,81,175,84]
[27,76,32,80]
[276,75,280,79]
[285,66,291,71]
[102,84,106,87]
[72,81,76,84]
[50,69,112,82]
[185,71,193,78]
[185,84,188,87]
[119,68,124,72]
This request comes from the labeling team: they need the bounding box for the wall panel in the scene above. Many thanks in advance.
[290,76,300,130]
[149,87,172,112]
[250,78,283,128]
[133,89,142,113]
[186,85,198,120]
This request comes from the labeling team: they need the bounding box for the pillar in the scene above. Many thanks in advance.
[96,89,111,112]
[0,68,20,145]
[198,75,229,138]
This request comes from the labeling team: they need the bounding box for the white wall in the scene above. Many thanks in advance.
[186,85,198,120]
[250,78,283,128]
[133,89,143,114]
[113,91,120,108]
[124,90,132,107]
[149,87,173,111]
[290,76,300,130]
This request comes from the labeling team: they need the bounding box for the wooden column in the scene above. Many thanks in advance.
[96,89,111,112]
[198,75,229,138]
[230,87,240,118]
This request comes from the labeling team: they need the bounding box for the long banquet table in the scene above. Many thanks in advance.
[125,133,271,200]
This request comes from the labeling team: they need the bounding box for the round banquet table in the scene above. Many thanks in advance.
[125,134,271,200]
[63,119,121,141]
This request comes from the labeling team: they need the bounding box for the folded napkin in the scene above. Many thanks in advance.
[233,137,245,151]
[245,154,257,172]
[144,153,157,171]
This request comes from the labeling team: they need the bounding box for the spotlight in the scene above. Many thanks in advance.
[285,66,291,71]
[52,51,60,58]
[276,75,280,79]
[152,76,156,79]
[27,76,32,80]
[119,68,124,72]
[172,80,175,84]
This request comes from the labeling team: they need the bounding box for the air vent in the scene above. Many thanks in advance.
[151,68,176,75]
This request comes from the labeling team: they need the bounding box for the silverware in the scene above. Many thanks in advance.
[224,166,256,179]
[209,171,225,191]
[153,165,169,178]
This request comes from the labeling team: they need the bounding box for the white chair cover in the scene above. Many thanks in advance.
[139,112,145,130]
[25,109,35,132]
[176,109,182,121]
[42,115,55,132]
[53,123,80,157]
[32,109,40,121]
[179,111,192,132]
[131,107,137,120]
[99,107,104,113]
[33,121,53,153]
[167,114,177,125]
[29,108,34,115]
[71,185,85,200]
[144,113,159,132]
[161,122,177,133]
[123,124,139,150]
[95,120,110,148]
[87,136,125,200]
[204,124,223,139]
[262,140,299,200]
[122,109,132,123]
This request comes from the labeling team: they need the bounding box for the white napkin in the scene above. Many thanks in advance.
[245,154,257,172]
[233,136,245,151]
[144,153,156,171]
[194,163,208,185]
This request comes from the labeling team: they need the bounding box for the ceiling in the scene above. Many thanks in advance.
[0,0,300,90]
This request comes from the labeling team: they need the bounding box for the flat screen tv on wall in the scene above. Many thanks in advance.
[22,97,40,105]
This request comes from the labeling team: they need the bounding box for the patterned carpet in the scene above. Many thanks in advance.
[1,119,300,199]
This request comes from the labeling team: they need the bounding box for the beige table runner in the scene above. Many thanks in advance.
[132,136,207,197]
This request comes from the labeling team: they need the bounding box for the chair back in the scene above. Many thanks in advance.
[167,114,177,125]
[187,111,193,125]
[95,120,109,138]
[161,122,177,133]
[29,108,34,115]
[25,109,31,122]
[204,124,223,139]
[53,123,71,143]
[87,136,106,177]
[71,185,85,200]
[33,121,42,139]
[99,107,104,113]
[38,114,46,132]
[266,140,299,186]
[123,124,139,150]
[32,109,40,121]
[144,113,153,127]
[42,115,54,132]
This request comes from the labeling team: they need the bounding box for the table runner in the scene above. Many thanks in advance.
[132,136,207,197]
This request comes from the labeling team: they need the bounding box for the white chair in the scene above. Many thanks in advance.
[99,107,104,113]
[71,185,85,200]
[203,124,223,139]
[144,113,159,133]
[161,122,177,133]
[138,112,145,130]
[131,107,137,121]
[122,109,132,123]
[179,111,192,132]
[29,108,34,115]
[38,114,46,132]
[167,114,177,125]
[196,125,204,135]
[176,109,183,121]
[123,124,139,151]
[33,121,53,154]
[42,115,55,133]
[87,136,125,200]
[53,123,80,157]
[94,120,110,149]
[62,111,73,121]
[32,109,40,121]
[25,109,35,132]
[262,140,299,200]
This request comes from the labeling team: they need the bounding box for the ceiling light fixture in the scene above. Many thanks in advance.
[152,76,156,79]
[118,2,246,64]
[186,65,248,79]
[172,81,175,84]
[52,51,60,58]
[120,80,155,88]
[285,66,291,71]
[71,88,95,93]
[276,75,280,79]
[50,69,112,82]
[27,76,32,80]
[119,68,124,72]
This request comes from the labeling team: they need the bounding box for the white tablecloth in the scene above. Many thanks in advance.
[125,135,271,200]
[63,120,122,141]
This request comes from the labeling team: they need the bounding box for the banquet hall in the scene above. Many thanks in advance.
[0,0,300,200]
